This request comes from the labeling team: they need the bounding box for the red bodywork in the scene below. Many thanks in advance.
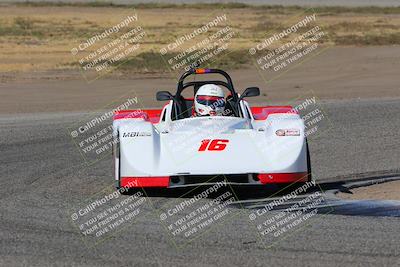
[119,172,309,188]
[114,109,163,123]
[251,106,297,120]
[120,177,170,188]
[113,106,297,123]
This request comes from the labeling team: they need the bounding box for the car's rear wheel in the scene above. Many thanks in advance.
[306,138,312,182]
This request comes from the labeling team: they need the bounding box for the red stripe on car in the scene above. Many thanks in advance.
[258,172,309,184]
[113,109,163,123]
[120,177,170,188]
[251,106,298,120]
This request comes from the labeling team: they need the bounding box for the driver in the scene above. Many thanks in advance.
[194,84,225,116]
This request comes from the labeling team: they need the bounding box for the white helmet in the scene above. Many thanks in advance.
[194,84,225,116]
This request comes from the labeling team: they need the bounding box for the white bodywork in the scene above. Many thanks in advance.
[113,100,308,184]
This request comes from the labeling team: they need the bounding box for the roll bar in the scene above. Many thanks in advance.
[176,68,239,103]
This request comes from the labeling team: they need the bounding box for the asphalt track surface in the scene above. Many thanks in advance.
[1,98,400,266]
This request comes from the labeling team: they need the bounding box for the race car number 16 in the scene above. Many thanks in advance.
[198,139,229,151]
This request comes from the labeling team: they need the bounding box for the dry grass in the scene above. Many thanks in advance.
[0,3,399,73]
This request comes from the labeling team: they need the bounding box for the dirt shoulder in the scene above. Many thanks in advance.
[0,46,399,114]
[338,180,400,201]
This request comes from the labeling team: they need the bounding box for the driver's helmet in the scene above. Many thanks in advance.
[194,84,225,116]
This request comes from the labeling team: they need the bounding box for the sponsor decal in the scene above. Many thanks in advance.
[275,129,300,136]
[122,132,152,137]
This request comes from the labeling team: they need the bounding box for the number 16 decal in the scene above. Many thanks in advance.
[198,139,229,151]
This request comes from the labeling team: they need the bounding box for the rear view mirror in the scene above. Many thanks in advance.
[238,87,260,102]
[242,87,260,98]
[156,91,174,101]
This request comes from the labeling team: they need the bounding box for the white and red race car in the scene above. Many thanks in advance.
[113,68,311,189]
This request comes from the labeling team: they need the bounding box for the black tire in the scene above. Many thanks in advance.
[306,138,312,182]
[113,131,125,192]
